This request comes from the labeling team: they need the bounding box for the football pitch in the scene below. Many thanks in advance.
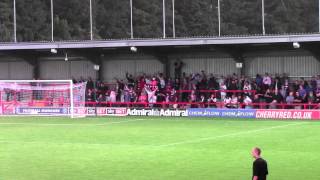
[0,116,319,180]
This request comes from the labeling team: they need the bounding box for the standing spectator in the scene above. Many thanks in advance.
[158,73,166,90]
[126,72,135,88]
[220,82,227,100]
[138,91,148,107]
[255,74,263,87]
[145,86,158,107]
[174,61,183,79]
[87,77,94,90]
[262,73,272,90]
[316,75,320,89]
[208,74,218,90]
[173,78,180,90]
[109,90,117,105]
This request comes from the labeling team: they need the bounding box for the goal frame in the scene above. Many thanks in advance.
[0,80,78,118]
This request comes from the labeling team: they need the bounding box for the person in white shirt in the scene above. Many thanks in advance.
[243,81,252,95]
[220,82,227,100]
[244,95,253,109]
[230,94,239,108]
[145,86,158,107]
[224,95,231,108]
[263,73,272,89]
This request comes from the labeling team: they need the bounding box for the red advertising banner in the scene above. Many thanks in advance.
[256,109,320,120]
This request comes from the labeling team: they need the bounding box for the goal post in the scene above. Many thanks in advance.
[0,80,87,118]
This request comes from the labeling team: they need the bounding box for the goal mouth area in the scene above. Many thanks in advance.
[0,80,87,118]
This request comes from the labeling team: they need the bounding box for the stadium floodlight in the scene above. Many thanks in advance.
[51,48,57,54]
[130,46,137,52]
[0,80,87,118]
[64,52,68,61]
[293,42,300,49]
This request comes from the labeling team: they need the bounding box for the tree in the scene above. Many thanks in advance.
[16,0,50,41]
[0,0,13,41]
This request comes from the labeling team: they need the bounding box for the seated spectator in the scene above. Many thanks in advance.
[190,90,197,108]
[252,94,261,109]
[286,92,295,109]
[86,89,95,106]
[207,93,217,108]
[264,89,274,104]
[243,95,253,109]
[199,94,207,108]
[270,89,283,109]
[306,91,315,109]
[167,89,178,109]
[243,81,252,94]
[298,85,306,98]
[293,91,303,109]
[224,95,232,108]
[230,94,239,108]
[96,94,105,107]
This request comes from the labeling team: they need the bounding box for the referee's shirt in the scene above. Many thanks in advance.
[252,158,268,180]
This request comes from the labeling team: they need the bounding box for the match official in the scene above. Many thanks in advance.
[252,147,268,180]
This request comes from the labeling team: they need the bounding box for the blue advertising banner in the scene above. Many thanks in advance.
[188,108,256,118]
[16,107,68,115]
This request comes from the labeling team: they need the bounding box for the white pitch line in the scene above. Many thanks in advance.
[157,122,309,147]
[0,118,146,127]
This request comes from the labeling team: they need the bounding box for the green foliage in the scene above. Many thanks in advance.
[0,0,318,41]
[0,0,13,41]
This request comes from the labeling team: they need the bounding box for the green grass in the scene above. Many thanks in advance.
[0,116,319,180]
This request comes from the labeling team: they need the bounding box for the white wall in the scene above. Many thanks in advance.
[169,53,239,76]
[39,59,97,80]
[0,60,33,80]
[103,54,164,82]
[245,54,320,77]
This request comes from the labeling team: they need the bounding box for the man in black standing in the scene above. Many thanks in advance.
[252,147,268,180]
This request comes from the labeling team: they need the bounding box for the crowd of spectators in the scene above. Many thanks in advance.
[84,62,320,109]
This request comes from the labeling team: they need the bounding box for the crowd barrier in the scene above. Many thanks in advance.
[3,106,318,120]
[1,99,320,119]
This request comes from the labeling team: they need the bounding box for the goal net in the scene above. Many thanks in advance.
[0,80,87,118]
